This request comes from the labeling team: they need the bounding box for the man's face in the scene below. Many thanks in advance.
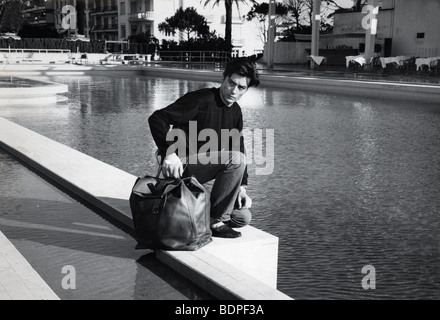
[219,73,250,107]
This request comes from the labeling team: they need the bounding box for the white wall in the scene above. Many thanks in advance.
[261,41,309,64]
[392,0,440,56]
[331,0,440,57]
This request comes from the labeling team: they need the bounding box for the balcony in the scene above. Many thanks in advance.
[22,6,45,15]
[129,11,154,22]
[28,19,47,26]
[90,5,118,15]
[91,24,119,32]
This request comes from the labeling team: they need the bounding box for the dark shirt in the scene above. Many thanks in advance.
[148,87,248,185]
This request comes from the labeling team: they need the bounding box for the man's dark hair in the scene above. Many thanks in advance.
[223,59,260,88]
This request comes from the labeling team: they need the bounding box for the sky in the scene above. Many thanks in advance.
[333,0,355,8]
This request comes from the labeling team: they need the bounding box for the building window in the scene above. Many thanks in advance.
[417,33,425,39]
[146,23,153,36]
[145,0,153,11]
[121,25,126,39]
[120,2,125,15]
[130,1,137,14]
[131,25,137,35]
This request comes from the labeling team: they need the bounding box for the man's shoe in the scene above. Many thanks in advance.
[211,224,242,238]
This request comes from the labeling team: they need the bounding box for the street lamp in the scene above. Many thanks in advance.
[310,0,320,69]
[266,0,276,69]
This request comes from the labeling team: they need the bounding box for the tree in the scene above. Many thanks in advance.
[325,0,367,11]
[246,2,290,45]
[284,0,309,31]
[284,0,355,29]
[202,0,258,53]
[0,0,23,33]
[180,32,228,51]
[278,0,338,41]
[128,31,159,54]
[128,31,158,44]
[158,7,210,41]
[18,23,60,38]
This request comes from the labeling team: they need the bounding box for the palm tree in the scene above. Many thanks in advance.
[202,0,257,53]
[159,7,210,41]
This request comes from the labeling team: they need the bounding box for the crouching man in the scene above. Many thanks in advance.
[148,59,260,238]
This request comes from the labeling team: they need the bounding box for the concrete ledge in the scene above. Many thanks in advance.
[3,63,440,103]
[156,249,288,300]
[201,226,279,288]
[140,65,222,83]
[0,231,59,300]
[259,74,440,103]
[0,117,137,229]
[0,77,68,105]
[0,117,292,300]
[138,66,440,103]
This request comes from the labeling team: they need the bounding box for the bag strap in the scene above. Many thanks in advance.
[157,175,192,191]
[156,178,174,191]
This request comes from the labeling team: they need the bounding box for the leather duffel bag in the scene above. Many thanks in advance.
[129,175,212,251]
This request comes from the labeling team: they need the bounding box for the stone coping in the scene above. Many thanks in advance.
[0,76,68,105]
[2,63,440,102]
[0,231,60,300]
[138,66,440,103]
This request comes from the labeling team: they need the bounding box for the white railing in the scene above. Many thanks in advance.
[415,47,439,57]
[157,50,230,63]
[0,48,71,53]
[129,11,154,22]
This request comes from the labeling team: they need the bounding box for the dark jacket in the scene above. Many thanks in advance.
[148,87,248,185]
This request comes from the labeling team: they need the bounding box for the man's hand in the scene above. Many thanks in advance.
[237,186,252,209]
[162,153,183,178]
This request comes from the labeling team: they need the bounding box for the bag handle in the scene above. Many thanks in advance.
[146,178,174,194]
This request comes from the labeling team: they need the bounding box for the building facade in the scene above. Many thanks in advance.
[113,0,262,56]
[45,0,86,36]
[331,0,440,57]
[22,1,48,28]
[391,0,440,57]
[7,0,263,55]
[261,0,440,65]
[83,0,262,55]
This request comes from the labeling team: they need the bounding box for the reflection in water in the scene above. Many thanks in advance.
[1,74,440,299]
[0,150,212,300]
[353,102,378,200]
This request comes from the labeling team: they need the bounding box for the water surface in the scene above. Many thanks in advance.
[1,74,439,299]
